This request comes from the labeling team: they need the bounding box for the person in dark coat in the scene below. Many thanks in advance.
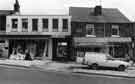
[25,49,32,61]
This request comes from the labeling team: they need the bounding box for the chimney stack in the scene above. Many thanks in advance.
[14,0,20,14]
[94,5,102,16]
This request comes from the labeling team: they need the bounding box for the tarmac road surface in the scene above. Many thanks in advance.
[0,66,134,84]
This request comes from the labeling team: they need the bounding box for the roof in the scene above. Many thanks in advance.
[69,7,131,23]
[0,10,13,15]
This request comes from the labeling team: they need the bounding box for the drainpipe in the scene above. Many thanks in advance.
[131,23,135,62]
[104,23,105,37]
[131,36,135,61]
[103,23,107,53]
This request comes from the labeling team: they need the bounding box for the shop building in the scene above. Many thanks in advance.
[0,11,13,58]
[5,15,71,61]
[0,0,72,61]
[69,6,133,60]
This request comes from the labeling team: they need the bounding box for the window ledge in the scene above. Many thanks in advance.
[86,35,96,37]
[11,29,17,32]
[62,29,68,32]
[112,35,120,37]
[43,29,49,32]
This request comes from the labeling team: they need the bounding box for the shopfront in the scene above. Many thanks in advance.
[73,37,132,59]
[2,35,53,60]
[9,39,49,60]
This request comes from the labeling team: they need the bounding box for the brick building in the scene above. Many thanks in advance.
[69,6,133,61]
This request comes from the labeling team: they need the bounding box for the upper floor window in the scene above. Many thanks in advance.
[86,24,95,37]
[42,19,48,31]
[62,19,68,32]
[12,19,18,29]
[112,25,119,37]
[22,18,28,32]
[53,19,58,32]
[32,19,38,31]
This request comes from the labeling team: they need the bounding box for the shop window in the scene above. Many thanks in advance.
[9,40,49,60]
[42,19,48,31]
[22,18,28,32]
[0,40,5,43]
[62,19,68,32]
[12,19,18,31]
[86,24,95,37]
[77,51,85,57]
[32,19,38,31]
[52,19,58,32]
[36,40,49,58]
[112,25,119,37]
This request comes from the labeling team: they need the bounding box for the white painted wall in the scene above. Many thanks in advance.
[6,15,71,36]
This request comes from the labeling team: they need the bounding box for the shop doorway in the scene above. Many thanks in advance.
[52,38,70,61]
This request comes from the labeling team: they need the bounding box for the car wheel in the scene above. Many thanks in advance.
[118,65,126,71]
[91,63,98,70]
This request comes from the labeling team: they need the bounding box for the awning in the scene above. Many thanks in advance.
[75,42,106,47]
[74,37,131,47]
[74,37,131,43]
[0,35,51,40]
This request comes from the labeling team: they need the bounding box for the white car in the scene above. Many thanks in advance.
[83,52,131,71]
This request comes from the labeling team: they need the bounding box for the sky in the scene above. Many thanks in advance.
[0,0,135,21]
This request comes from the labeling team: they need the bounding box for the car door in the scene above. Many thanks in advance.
[104,55,118,67]
[97,55,108,67]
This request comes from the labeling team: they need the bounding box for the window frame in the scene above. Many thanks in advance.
[62,19,68,32]
[86,24,95,37]
[22,18,28,32]
[11,18,18,31]
[42,18,49,31]
[112,25,120,37]
[52,19,59,32]
[32,19,38,32]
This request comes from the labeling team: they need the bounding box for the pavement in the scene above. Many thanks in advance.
[0,59,51,68]
[1,59,135,78]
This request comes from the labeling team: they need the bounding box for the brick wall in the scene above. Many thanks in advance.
[71,22,132,37]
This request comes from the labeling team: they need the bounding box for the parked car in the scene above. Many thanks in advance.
[83,52,131,71]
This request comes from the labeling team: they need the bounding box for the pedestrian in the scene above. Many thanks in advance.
[125,53,130,62]
[25,49,32,61]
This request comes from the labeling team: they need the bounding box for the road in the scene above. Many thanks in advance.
[0,66,134,84]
